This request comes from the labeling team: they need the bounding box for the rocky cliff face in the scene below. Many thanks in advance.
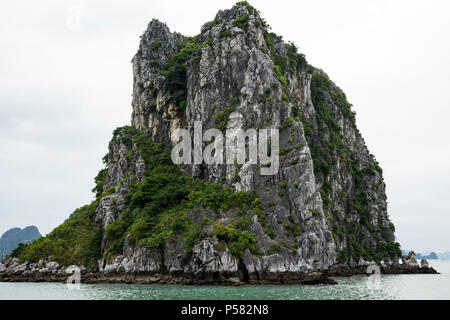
[92,2,400,279]
[8,2,401,283]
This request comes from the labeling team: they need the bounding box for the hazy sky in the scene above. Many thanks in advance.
[1,0,449,252]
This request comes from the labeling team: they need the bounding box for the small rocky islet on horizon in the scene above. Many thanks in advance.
[0,226,41,257]
[0,2,438,285]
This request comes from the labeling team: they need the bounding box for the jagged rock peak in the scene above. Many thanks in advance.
[199,2,267,39]
[130,1,288,138]
[133,18,179,69]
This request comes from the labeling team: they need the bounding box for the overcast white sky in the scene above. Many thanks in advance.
[1,0,449,252]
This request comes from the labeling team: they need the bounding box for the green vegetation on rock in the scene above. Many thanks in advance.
[162,36,201,109]
[11,202,101,267]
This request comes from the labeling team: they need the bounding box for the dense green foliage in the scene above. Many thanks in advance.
[233,14,250,30]
[213,220,263,256]
[11,202,101,267]
[92,169,107,199]
[219,26,231,39]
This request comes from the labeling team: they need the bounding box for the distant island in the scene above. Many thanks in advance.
[0,226,41,258]
[416,252,438,260]
[402,250,449,260]
[437,252,450,260]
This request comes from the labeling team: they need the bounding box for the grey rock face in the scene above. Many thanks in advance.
[131,19,183,141]
[95,130,146,236]
[0,257,63,276]
[358,257,369,267]
[96,3,398,279]
[290,68,397,261]
[39,261,60,274]
[402,251,419,268]
[421,259,429,268]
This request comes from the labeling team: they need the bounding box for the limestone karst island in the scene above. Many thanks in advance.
[0,2,437,285]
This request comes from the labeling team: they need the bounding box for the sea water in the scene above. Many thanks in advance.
[1,260,449,300]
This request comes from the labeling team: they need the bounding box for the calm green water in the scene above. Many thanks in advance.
[1,260,449,300]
